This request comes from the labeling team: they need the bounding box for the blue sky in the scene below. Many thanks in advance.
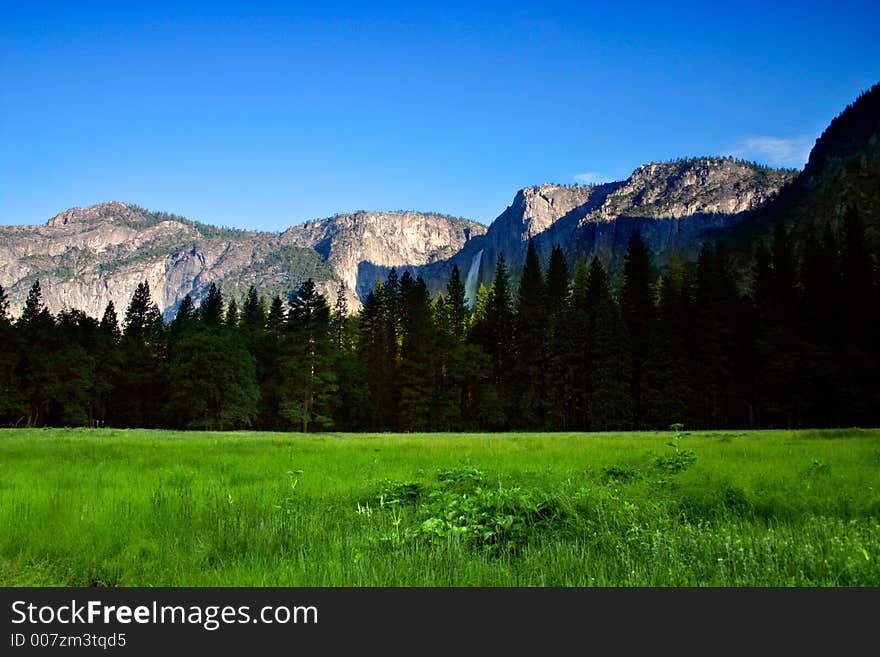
[1,1,878,230]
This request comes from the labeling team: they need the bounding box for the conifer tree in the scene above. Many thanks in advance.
[543,245,572,427]
[199,282,224,327]
[0,283,8,324]
[619,232,655,428]
[513,239,547,428]
[266,295,286,332]
[398,273,436,430]
[99,301,121,339]
[641,254,689,428]
[280,279,337,432]
[585,257,632,430]
[225,298,239,327]
[445,263,469,344]
[242,285,267,329]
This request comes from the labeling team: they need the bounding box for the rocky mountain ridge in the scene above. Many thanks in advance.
[408,157,796,304]
[0,204,484,319]
[0,156,795,319]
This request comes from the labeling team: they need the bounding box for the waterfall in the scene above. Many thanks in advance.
[464,249,483,309]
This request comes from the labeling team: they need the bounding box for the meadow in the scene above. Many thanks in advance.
[0,427,878,586]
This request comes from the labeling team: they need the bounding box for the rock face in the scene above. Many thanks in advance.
[412,157,796,301]
[0,204,485,319]
[0,157,795,320]
[282,211,482,301]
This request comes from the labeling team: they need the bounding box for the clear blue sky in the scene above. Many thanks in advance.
[1,1,878,230]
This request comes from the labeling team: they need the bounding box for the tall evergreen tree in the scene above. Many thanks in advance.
[225,298,239,327]
[266,295,286,332]
[619,232,655,428]
[0,283,9,324]
[199,282,224,327]
[0,283,23,424]
[445,263,469,344]
[397,273,436,430]
[122,281,163,341]
[838,207,877,423]
[99,301,121,339]
[543,245,571,428]
[15,280,57,426]
[169,294,196,335]
[512,239,547,428]
[279,279,337,432]
[357,285,389,430]
[560,260,591,429]
[242,285,267,329]
[116,281,165,427]
[19,280,51,327]
[641,254,689,428]
[754,223,803,427]
[585,257,633,430]
[470,254,514,427]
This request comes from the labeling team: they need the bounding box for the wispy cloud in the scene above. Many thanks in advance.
[573,172,605,184]
[726,136,813,169]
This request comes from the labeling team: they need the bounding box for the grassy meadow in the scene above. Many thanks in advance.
[0,427,878,586]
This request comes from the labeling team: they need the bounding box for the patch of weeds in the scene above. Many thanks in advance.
[436,466,487,492]
[376,479,425,507]
[362,467,563,556]
[654,449,697,473]
[418,485,559,556]
[806,459,832,477]
[602,464,643,483]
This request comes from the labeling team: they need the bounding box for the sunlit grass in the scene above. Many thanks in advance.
[0,427,878,586]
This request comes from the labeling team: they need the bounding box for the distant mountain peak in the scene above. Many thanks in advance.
[46,200,133,227]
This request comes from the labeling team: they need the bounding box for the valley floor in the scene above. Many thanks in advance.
[0,428,878,586]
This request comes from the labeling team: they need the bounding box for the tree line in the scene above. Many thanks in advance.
[0,210,877,432]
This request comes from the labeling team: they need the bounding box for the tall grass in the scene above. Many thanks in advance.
[0,428,877,586]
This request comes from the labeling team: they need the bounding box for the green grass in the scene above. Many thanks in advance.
[0,428,878,586]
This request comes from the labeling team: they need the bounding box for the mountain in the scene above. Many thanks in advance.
[725,81,880,255]
[3,82,876,319]
[0,203,484,319]
[409,157,795,303]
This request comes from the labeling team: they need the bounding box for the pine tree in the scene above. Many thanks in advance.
[585,257,632,430]
[122,281,163,341]
[512,239,547,428]
[225,298,239,327]
[242,285,267,329]
[754,223,803,427]
[543,245,572,428]
[163,324,258,430]
[115,281,165,427]
[619,232,655,428]
[19,280,51,327]
[93,301,122,426]
[398,273,436,430]
[170,294,196,335]
[798,226,842,426]
[279,279,337,432]
[560,260,590,429]
[838,207,877,423]
[266,295,286,331]
[357,285,389,430]
[544,245,571,317]
[470,254,514,427]
[641,254,689,428]
[199,282,224,327]
[0,282,24,423]
[99,301,121,339]
[0,283,9,324]
[445,263,469,344]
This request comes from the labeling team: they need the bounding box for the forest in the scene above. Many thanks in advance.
[0,210,877,433]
